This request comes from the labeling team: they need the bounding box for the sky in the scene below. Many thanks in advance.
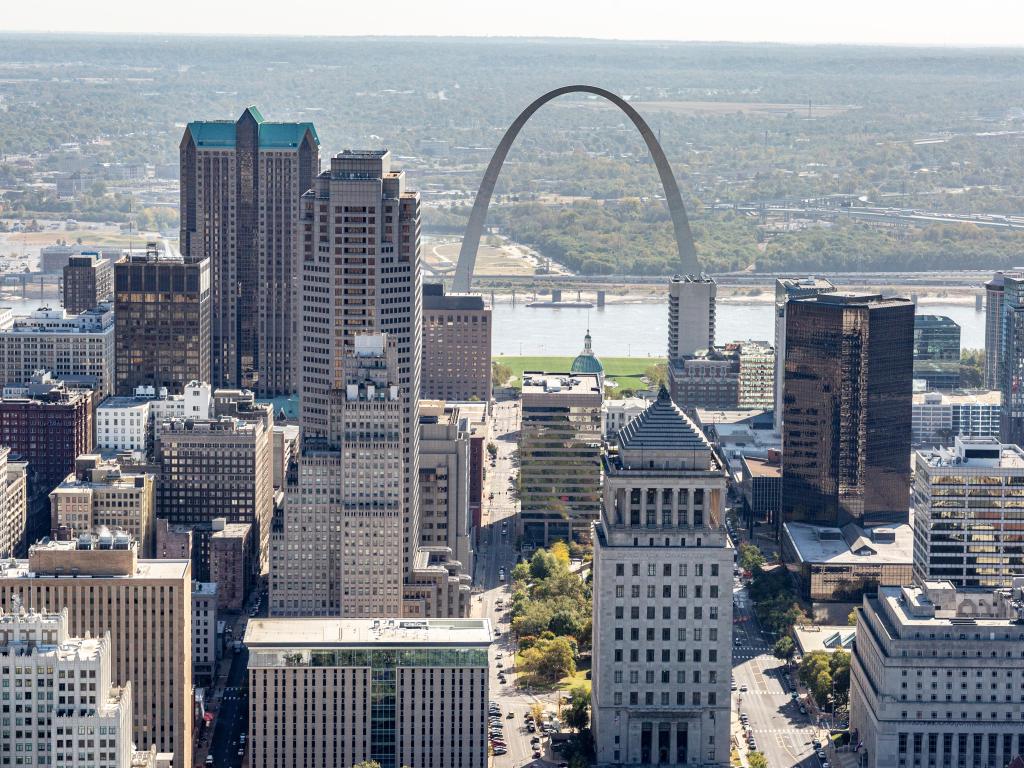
[3,0,1024,46]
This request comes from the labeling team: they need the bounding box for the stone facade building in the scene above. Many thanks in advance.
[850,581,1024,768]
[421,283,491,403]
[0,446,27,558]
[0,534,192,766]
[592,389,733,767]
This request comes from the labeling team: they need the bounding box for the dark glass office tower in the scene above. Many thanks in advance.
[912,314,961,390]
[114,243,211,395]
[782,292,914,529]
[1000,273,1024,445]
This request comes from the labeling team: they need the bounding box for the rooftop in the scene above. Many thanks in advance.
[422,283,486,311]
[244,617,492,648]
[876,582,1024,628]
[783,521,914,566]
[792,624,856,655]
[798,291,913,310]
[192,581,218,597]
[521,371,602,398]
[186,107,319,150]
[917,436,1024,470]
[670,273,716,285]
[742,454,781,478]
[617,387,711,455]
[912,389,1001,406]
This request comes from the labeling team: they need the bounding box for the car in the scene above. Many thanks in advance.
[527,723,536,733]
[817,751,827,760]
[791,692,799,699]
[205,758,214,766]
[731,683,737,691]
[735,637,742,645]
[496,662,503,668]
[532,751,542,759]
[739,684,748,692]
[821,762,830,768]
[558,763,569,768]
[238,748,245,757]
[531,736,541,744]
[506,712,515,718]
[812,739,822,749]
[496,652,504,659]
[239,734,246,744]
[493,748,507,755]
[740,712,748,721]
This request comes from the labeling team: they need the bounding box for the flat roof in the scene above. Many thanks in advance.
[783,521,914,566]
[793,625,856,655]
[521,372,601,397]
[742,455,781,478]
[912,389,1001,406]
[245,617,492,648]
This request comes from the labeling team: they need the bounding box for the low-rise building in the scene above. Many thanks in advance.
[914,437,1024,588]
[792,624,856,657]
[912,389,1001,446]
[740,449,781,526]
[192,581,219,684]
[850,581,1024,768]
[96,380,212,454]
[602,396,648,439]
[245,617,491,768]
[781,521,914,603]
[0,304,115,396]
[50,454,155,555]
[0,605,134,768]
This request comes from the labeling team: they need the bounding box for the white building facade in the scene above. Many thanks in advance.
[96,381,212,453]
[592,389,733,767]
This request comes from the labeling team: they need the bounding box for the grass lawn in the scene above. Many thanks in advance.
[494,355,665,392]
[557,669,591,694]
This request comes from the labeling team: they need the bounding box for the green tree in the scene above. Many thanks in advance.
[748,753,769,768]
[492,361,513,389]
[773,635,796,662]
[738,543,765,573]
[529,548,559,580]
[351,762,381,768]
[520,636,576,684]
[643,362,668,389]
[959,348,985,388]
[564,686,590,732]
[511,561,530,583]
[550,540,570,567]
[847,608,858,626]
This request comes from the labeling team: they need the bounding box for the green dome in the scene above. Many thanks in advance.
[570,328,604,375]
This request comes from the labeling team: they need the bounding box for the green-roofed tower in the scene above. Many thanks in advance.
[570,327,605,380]
[180,107,320,396]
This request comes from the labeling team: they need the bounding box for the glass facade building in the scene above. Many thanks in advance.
[999,272,1024,446]
[782,293,914,528]
[913,314,961,389]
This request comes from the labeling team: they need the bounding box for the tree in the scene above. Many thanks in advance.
[738,543,765,573]
[643,362,668,389]
[511,561,530,583]
[773,635,796,662]
[351,762,381,768]
[748,753,769,768]
[847,608,858,626]
[529,548,559,580]
[492,361,513,389]
[564,686,590,732]
[530,702,545,726]
[550,540,570,567]
[486,442,498,458]
[520,635,576,684]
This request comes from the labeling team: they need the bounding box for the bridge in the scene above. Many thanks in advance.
[451,85,699,293]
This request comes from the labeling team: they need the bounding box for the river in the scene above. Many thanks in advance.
[491,300,987,358]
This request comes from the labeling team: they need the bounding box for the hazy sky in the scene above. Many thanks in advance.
[4,0,1024,46]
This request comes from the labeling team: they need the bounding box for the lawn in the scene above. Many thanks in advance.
[494,355,665,392]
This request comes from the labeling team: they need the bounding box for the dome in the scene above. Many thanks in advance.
[570,329,604,376]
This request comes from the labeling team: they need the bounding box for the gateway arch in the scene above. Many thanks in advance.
[452,84,699,292]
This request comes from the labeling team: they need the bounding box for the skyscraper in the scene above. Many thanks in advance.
[180,106,319,395]
[63,252,113,313]
[272,150,464,618]
[114,243,211,395]
[782,292,914,529]
[667,273,716,360]
[773,277,836,431]
[985,271,1005,390]
[592,388,732,766]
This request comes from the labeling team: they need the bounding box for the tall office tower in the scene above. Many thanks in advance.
[520,371,603,545]
[50,454,156,555]
[592,388,732,767]
[850,581,1024,768]
[773,277,836,431]
[0,606,134,768]
[421,283,492,402]
[667,273,716,359]
[1000,272,1024,445]
[0,304,116,396]
[155,409,273,573]
[985,272,1005,390]
[180,106,320,395]
[246,617,490,768]
[63,251,113,313]
[0,446,26,557]
[114,243,211,396]
[0,534,192,765]
[276,150,425,609]
[913,436,1024,588]
[913,314,962,390]
[782,293,914,528]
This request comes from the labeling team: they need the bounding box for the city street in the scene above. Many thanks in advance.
[732,583,821,768]
[472,400,560,768]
